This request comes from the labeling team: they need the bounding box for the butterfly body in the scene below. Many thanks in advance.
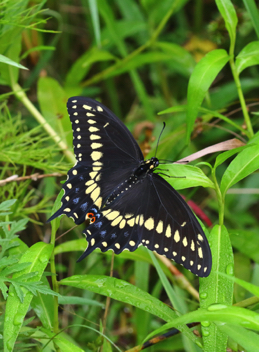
[105,157,159,205]
[48,97,212,277]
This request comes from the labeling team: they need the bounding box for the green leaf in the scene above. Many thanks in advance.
[65,47,117,88]
[60,275,174,322]
[37,76,72,147]
[4,242,53,352]
[54,239,91,255]
[214,146,247,169]
[218,272,259,298]
[41,328,85,352]
[2,218,28,238]
[199,225,234,351]
[31,277,55,330]
[48,187,64,233]
[0,54,28,70]
[116,0,146,22]
[58,295,104,307]
[88,0,101,47]
[109,52,189,77]
[242,0,259,40]
[217,324,259,352]
[145,306,259,341]
[0,256,18,269]
[159,164,214,190]
[8,238,29,257]
[1,262,31,277]
[215,0,238,44]
[156,41,196,76]
[186,49,229,142]
[149,252,201,347]
[249,130,259,144]
[209,78,259,110]
[230,229,259,263]
[236,41,259,74]
[0,199,16,212]
[20,45,56,60]
[220,143,259,197]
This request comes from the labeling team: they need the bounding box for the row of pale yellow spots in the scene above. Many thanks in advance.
[64,100,107,215]
[85,207,207,273]
[70,99,104,162]
[100,208,205,267]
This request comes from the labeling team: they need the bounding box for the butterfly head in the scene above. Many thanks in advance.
[148,157,159,170]
[135,157,159,177]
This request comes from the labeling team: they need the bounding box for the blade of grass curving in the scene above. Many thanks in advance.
[60,274,199,345]
[220,143,259,198]
[134,260,150,344]
[219,272,259,298]
[242,0,259,39]
[149,252,201,351]
[88,0,101,47]
[60,275,175,322]
[230,229,259,263]
[145,306,259,342]
[217,324,259,352]
[0,54,28,70]
[215,0,238,45]
[30,277,55,330]
[94,0,154,119]
[199,225,234,352]
[186,49,229,143]
[236,41,259,74]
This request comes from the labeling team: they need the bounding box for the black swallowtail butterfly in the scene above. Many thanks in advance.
[48,97,212,277]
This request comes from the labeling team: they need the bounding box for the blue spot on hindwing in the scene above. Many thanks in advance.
[94,221,102,229]
[100,231,106,238]
[80,202,88,211]
[73,197,80,204]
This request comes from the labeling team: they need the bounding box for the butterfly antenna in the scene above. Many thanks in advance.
[155,122,166,158]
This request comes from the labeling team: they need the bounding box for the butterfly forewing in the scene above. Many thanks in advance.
[48,97,142,224]
[67,97,143,164]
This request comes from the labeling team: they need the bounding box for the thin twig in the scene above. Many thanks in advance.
[176,138,245,164]
[55,225,77,241]
[155,253,200,301]
[0,172,63,186]
[100,253,115,352]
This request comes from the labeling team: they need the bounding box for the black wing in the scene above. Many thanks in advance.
[48,97,143,224]
[78,173,212,277]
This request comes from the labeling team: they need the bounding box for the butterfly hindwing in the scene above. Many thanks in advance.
[78,172,211,277]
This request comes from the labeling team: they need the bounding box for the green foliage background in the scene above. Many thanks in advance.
[0,0,259,351]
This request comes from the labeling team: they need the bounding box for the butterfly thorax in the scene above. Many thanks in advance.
[134,157,159,177]
[105,157,159,206]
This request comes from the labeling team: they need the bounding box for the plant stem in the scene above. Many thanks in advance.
[12,83,75,163]
[49,227,60,335]
[229,51,254,139]
[212,168,224,226]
